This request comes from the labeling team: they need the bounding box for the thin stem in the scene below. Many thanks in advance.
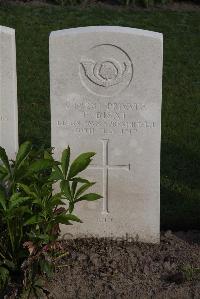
[56,264,69,269]
[7,220,15,255]
[0,250,6,260]
[54,252,69,261]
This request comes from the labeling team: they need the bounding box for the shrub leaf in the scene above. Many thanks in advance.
[68,152,95,179]
[15,141,32,168]
[61,147,70,178]
[60,180,71,200]
[55,213,82,224]
[0,147,10,174]
[75,193,102,203]
[0,186,7,211]
[28,159,54,173]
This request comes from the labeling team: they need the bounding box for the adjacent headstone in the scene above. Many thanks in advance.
[0,26,18,158]
[50,26,163,243]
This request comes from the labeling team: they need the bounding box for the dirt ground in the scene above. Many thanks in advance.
[46,231,200,299]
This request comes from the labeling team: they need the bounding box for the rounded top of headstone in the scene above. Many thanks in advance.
[0,26,15,35]
[50,26,163,40]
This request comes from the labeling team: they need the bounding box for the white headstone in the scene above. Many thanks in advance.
[50,26,163,243]
[0,26,18,158]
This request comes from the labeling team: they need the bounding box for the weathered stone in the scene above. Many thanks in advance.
[0,26,18,158]
[50,26,163,243]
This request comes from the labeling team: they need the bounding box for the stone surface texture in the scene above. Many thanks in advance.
[50,26,163,243]
[0,26,18,158]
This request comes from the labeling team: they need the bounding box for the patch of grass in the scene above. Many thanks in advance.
[181,265,200,281]
[0,3,199,230]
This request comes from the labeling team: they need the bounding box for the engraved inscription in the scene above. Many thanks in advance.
[57,119,156,135]
[65,99,146,112]
[56,97,156,136]
[79,44,133,97]
[81,59,131,88]
[88,139,130,215]
[0,116,8,121]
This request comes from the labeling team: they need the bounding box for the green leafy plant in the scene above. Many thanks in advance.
[0,142,102,297]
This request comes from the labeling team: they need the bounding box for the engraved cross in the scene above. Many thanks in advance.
[88,139,130,215]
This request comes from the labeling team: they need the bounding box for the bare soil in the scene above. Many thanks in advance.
[47,231,200,299]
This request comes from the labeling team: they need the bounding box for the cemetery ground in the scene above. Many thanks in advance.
[47,231,200,298]
[0,2,200,298]
[1,1,199,232]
